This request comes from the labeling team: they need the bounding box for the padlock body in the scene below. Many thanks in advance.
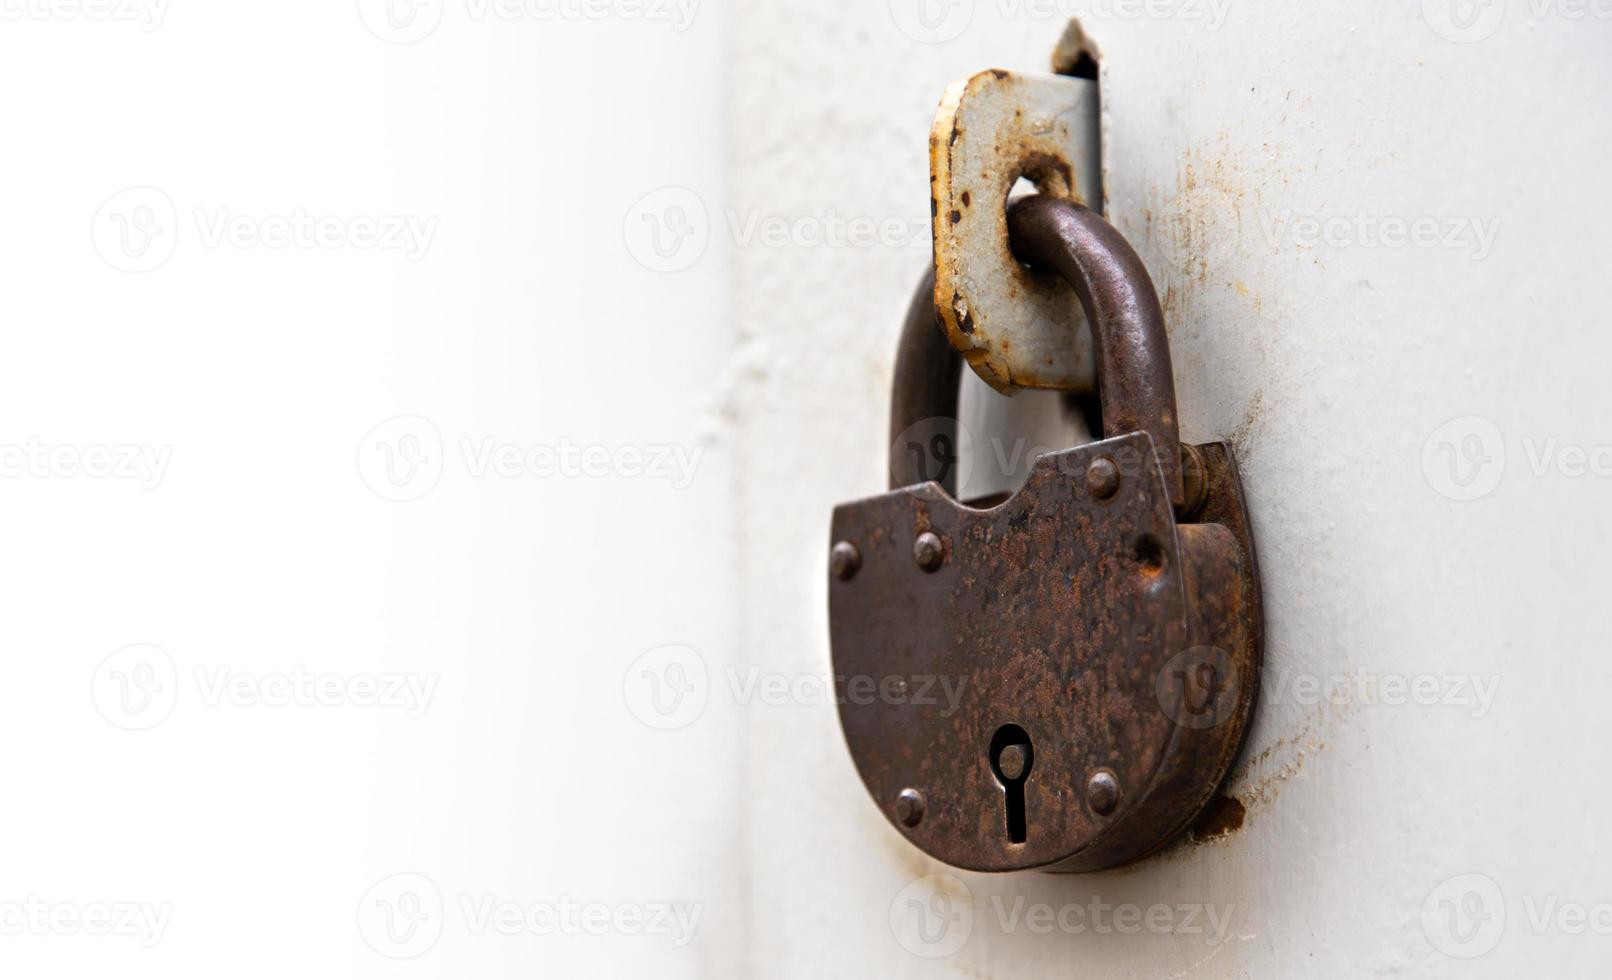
[828,433,1261,872]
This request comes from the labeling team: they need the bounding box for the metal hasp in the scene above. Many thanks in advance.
[931,69,1101,393]
[828,198,1263,873]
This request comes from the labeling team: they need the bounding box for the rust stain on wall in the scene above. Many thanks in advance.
[1132,135,1279,344]
[1189,795,1246,841]
[1227,389,1267,458]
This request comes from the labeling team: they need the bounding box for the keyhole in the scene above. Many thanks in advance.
[989,724,1034,844]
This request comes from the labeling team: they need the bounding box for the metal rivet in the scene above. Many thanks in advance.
[1086,457,1120,500]
[1087,769,1120,816]
[913,532,944,572]
[895,788,926,827]
[831,541,861,580]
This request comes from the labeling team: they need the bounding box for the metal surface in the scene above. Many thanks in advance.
[889,269,963,495]
[894,788,926,827]
[894,198,1186,506]
[1049,19,1101,79]
[1008,195,1184,506]
[1086,770,1120,816]
[1085,456,1120,500]
[831,197,1262,874]
[912,531,945,572]
[930,69,1101,393]
[830,541,861,581]
[829,435,1260,872]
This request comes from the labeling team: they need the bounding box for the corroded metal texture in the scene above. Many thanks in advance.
[899,198,1184,505]
[1007,195,1183,506]
[889,268,961,494]
[829,436,1260,872]
[930,69,1101,393]
[832,197,1262,873]
[1049,18,1101,79]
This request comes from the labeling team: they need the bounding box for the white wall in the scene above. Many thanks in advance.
[0,2,737,978]
[729,1,1612,977]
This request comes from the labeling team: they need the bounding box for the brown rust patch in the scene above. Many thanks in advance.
[1189,795,1245,841]
[1013,150,1074,202]
[1227,389,1266,458]
[929,68,1101,391]
[1051,18,1101,78]
[950,290,975,334]
[829,435,1261,873]
[1229,714,1331,811]
[1136,135,1274,351]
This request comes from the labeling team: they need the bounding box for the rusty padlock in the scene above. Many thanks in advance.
[827,196,1263,873]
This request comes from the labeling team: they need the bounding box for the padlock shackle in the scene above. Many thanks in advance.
[1006,195,1183,505]
[889,199,1182,505]
[889,268,964,494]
